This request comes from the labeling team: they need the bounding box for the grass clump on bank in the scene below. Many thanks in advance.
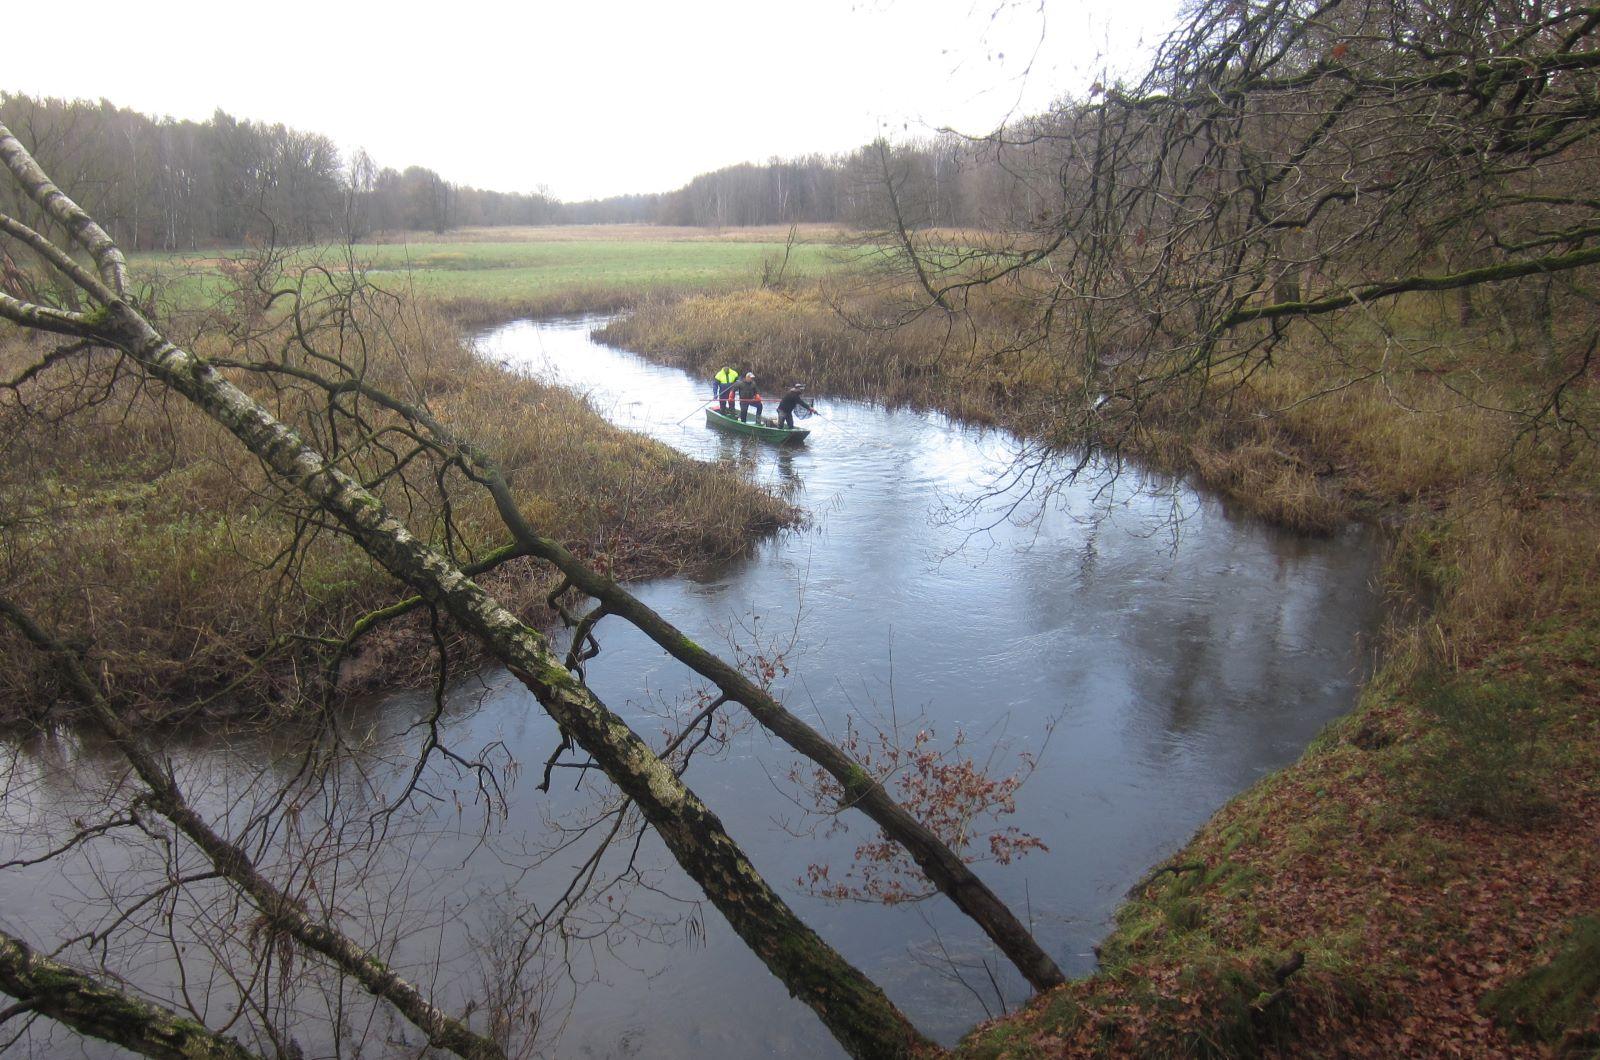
[600,275,1600,1054]
[0,281,795,724]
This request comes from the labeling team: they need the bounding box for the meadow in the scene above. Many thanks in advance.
[132,224,863,318]
[9,225,862,716]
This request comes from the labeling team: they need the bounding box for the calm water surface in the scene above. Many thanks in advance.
[466,318,1383,1055]
[0,317,1383,1058]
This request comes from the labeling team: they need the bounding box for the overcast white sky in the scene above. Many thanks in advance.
[5,0,1181,201]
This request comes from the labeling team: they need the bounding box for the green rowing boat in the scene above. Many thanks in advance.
[705,407,810,444]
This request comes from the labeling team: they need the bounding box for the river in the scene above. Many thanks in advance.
[0,316,1383,1058]
[466,317,1383,1055]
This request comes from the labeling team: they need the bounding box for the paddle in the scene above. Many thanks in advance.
[673,400,719,426]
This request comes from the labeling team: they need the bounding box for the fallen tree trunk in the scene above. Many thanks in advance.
[0,122,930,1060]
[236,345,1066,993]
[0,930,261,1060]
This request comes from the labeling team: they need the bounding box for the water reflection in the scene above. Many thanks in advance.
[467,317,1384,1055]
[0,316,1384,1059]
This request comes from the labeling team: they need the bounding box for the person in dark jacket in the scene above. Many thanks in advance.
[776,383,815,429]
[736,372,763,423]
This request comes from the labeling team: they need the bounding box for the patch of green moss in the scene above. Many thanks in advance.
[840,761,875,800]
[79,303,114,329]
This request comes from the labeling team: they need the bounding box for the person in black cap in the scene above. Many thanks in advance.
[776,383,815,429]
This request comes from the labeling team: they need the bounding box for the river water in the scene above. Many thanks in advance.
[465,317,1383,1055]
[0,316,1383,1058]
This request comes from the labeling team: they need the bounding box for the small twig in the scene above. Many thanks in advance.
[1126,860,1206,897]
[1251,950,1306,1016]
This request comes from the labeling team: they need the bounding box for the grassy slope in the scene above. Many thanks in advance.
[602,281,1600,1054]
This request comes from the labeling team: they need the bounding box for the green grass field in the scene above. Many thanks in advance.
[131,227,862,312]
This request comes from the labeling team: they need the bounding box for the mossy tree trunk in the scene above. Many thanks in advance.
[0,931,261,1060]
[315,367,1066,993]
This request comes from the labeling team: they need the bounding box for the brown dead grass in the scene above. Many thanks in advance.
[600,280,1568,532]
[0,296,794,722]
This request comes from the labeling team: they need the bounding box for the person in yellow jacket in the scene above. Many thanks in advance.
[712,366,739,412]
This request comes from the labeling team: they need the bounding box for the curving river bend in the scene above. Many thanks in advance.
[0,316,1383,1058]
[466,317,1383,1055]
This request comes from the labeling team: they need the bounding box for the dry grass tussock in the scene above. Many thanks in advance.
[0,300,793,723]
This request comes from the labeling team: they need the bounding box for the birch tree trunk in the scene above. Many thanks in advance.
[0,122,929,1060]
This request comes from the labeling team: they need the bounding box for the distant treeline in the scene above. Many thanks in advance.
[0,93,570,249]
[652,137,1057,230]
[581,136,1061,230]
[0,92,1056,245]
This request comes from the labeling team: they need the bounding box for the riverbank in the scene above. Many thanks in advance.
[600,284,1531,534]
[0,295,796,723]
[956,497,1600,1057]
[600,282,1600,1053]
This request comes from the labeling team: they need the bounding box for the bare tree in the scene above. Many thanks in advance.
[874,0,1600,460]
